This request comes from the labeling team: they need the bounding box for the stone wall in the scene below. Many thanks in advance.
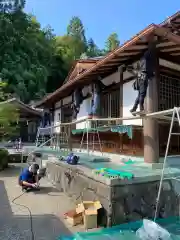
[46,162,180,227]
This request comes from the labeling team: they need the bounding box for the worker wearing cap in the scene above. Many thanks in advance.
[18,164,40,192]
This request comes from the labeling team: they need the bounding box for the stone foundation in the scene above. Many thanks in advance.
[46,161,180,226]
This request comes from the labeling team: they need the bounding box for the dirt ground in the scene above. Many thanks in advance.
[0,164,83,240]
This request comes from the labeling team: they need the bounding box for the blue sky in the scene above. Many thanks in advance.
[25,0,180,48]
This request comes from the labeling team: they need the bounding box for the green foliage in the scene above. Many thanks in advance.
[0,81,10,101]
[0,2,121,103]
[86,38,102,57]
[105,32,120,52]
[56,35,86,67]
[0,148,9,169]
[0,0,25,13]
[55,16,88,67]
[67,16,86,44]
[0,103,19,139]
[0,7,67,101]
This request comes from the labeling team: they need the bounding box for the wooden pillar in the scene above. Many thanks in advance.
[118,66,124,152]
[118,65,124,122]
[144,45,159,163]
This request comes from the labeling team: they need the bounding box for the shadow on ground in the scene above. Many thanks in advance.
[0,171,72,240]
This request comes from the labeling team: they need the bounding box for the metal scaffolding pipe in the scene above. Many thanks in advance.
[38,107,180,130]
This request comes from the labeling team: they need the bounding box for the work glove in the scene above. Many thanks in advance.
[32,183,39,188]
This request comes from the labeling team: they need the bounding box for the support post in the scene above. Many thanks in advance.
[118,66,124,152]
[144,43,159,163]
[118,65,124,124]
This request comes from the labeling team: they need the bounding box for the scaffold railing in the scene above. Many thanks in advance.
[38,107,180,131]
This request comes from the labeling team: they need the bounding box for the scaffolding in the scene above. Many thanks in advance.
[154,107,180,221]
[34,107,180,221]
[35,125,69,151]
[36,107,179,153]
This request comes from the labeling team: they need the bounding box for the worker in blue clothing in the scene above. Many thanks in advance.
[18,164,40,192]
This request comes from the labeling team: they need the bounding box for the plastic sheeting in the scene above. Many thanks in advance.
[72,125,133,139]
[111,125,133,139]
[59,217,180,240]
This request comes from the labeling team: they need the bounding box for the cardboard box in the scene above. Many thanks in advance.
[64,209,83,226]
[76,201,102,229]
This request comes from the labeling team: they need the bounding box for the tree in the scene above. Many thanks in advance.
[0,103,19,139]
[0,8,67,102]
[105,32,120,52]
[0,0,25,13]
[86,38,101,57]
[56,35,86,66]
[0,80,19,139]
[80,52,88,59]
[66,16,87,57]
[0,12,48,102]
[0,81,10,101]
[67,16,86,43]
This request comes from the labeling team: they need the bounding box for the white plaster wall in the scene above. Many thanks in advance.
[76,97,91,129]
[75,73,121,129]
[55,100,61,109]
[102,72,119,85]
[123,81,142,126]
[53,108,61,133]
[54,65,139,130]
[63,96,71,105]
[75,71,136,129]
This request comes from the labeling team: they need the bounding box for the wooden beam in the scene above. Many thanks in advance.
[160,66,180,78]
[159,46,180,52]
[159,52,180,64]
[119,66,124,122]
[157,41,176,48]
[155,26,180,45]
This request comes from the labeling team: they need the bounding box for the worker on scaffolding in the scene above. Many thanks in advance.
[71,88,84,119]
[41,110,51,127]
[128,44,156,114]
[18,163,40,192]
[89,77,115,118]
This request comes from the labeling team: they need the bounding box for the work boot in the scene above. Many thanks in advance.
[130,107,137,114]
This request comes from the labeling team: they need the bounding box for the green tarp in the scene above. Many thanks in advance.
[72,125,133,139]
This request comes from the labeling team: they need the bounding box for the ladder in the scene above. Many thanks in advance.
[79,119,103,155]
[154,107,180,221]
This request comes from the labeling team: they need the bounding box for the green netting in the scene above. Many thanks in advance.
[72,125,133,139]
[111,125,133,139]
[59,216,180,240]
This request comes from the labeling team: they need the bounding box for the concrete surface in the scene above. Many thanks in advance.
[46,161,180,226]
[0,164,83,240]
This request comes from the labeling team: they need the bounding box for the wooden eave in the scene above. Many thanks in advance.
[36,11,180,107]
